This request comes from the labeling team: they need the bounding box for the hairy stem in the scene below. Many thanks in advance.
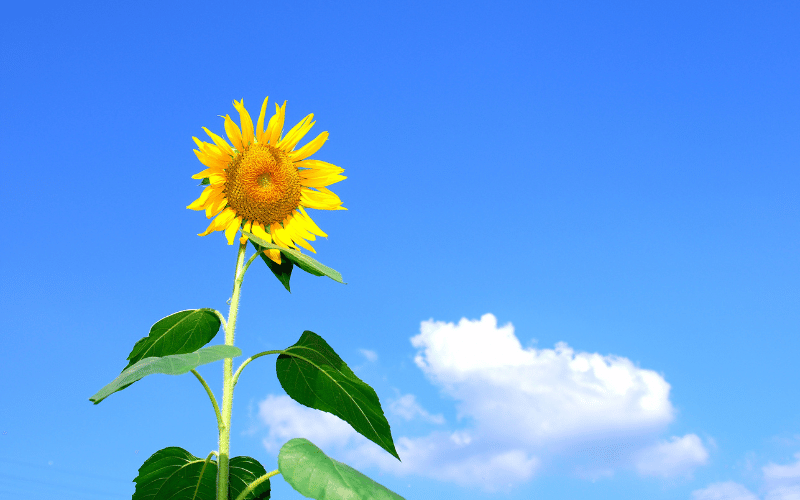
[217,240,248,500]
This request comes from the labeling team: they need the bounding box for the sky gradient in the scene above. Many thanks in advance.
[1,1,799,499]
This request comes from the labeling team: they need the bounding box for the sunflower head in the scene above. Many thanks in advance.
[187,98,346,264]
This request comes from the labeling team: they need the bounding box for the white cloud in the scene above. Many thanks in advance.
[389,393,445,424]
[344,431,540,492]
[633,434,709,478]
[411,314,674,444]
[763,453,800,500]
[359,348,378,362]
[256,394,357,452]
[691,481,759,500]
[692,452,800,500]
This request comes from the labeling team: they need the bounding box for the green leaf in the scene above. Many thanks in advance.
[229,456,272,500]
[90,345,241,404]
[243,231,344,284]
[276,331,400,461]
[125,309,222,371]
[279,438,404,500]
[249,239,293,292]
[132,447,271,500]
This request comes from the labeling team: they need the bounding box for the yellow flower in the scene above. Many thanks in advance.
[187,98,346,263]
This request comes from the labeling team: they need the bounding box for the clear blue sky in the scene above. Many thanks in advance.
[1,1,798,499]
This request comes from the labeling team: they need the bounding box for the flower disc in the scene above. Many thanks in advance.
[225,144,301,228]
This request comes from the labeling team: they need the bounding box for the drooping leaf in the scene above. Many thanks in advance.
[278,438,404,500]
[124,309,222,371]
[90,345,241,404]
[132,447,270,500]
[276,331,399,460]
[249,239,293,292]
[243,231,344,284]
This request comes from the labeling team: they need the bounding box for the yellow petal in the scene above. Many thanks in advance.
[266,248,282,264]
[199,208,233,236]
[193,149,227,170]
[290,131,328,162]
[209,172,226,187]
[293,236,316,253]
[270,223,292,248]
[300,172,346,187]
[187,186,214,210]
[223,114,244,152]
[205,190,227,218]
[233,99,255,148]
[278,114,314,152]
[225,216,242,245]
[284,214,314,240]
[297,206,328,237]
[301,188,343,210]
[285,219,317,253]
[255,97,269,143]
[199,141,222,157]
[240,220,252,244]
[215,207,237,227]
[316,187,346,209]
[191,168,211,180]
[251,222,272,242]
[198,218,219,237]
[265,101,286,144]
[203,127,234,157]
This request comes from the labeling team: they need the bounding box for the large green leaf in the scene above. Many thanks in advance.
[90,345,241,404]
[243,231,344,284]
[276,331,400,460]
[132,447,271,500]
[124,309,222,371]
[249,239,293,292]
[278,438,404,500]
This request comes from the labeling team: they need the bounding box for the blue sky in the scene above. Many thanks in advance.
[1,1,799,499]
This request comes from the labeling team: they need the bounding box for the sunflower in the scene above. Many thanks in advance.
[187,98,346,263]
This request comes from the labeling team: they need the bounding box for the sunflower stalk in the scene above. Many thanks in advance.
[217,239,248,500]
[89,97,404,500]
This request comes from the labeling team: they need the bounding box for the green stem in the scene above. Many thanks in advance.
[217,240,248,500]
[242,247,261,276]
[191,369,223,433]
[196,451,220,500]
[213,309,228,332]
[233,469,280,500]
[231,350,285,388]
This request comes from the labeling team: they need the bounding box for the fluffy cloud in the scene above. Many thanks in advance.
[411,314,674,444]
[763,452,800,500]
[345,431,541,491]
[256,394,356,452]
[691,453,800,500]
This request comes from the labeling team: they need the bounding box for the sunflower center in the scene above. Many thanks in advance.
[224,144,301,227]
